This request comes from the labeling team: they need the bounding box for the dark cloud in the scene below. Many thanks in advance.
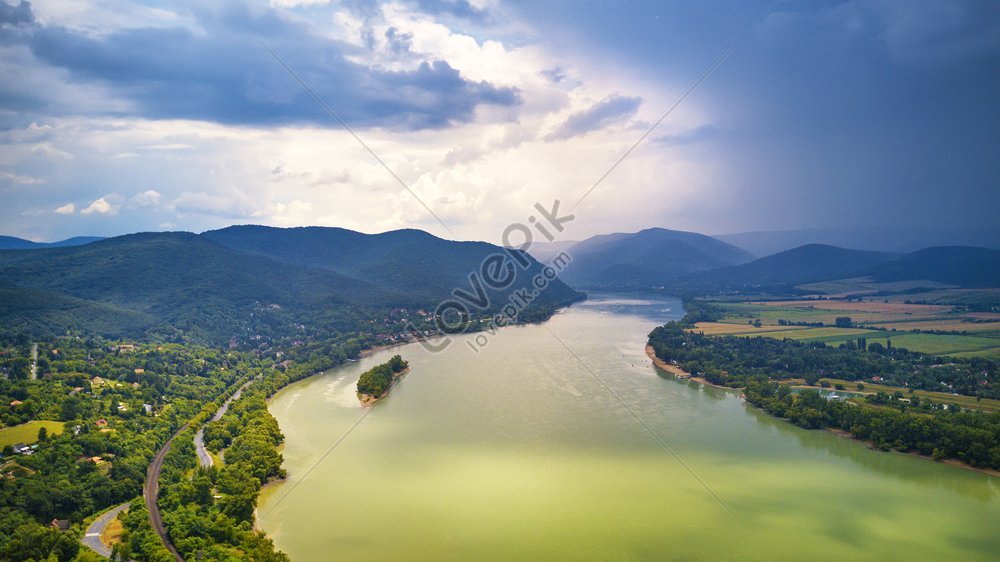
[0,0,32,26]
[6,1,519,130]
[547,94,641,140]
[513,0,1000,232]
[540,67,566,84]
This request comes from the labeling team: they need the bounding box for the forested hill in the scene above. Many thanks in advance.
[554,227,754,288]
[201,225,582,306]
[0,228,583,344]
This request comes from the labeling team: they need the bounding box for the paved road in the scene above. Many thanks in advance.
[145,424,187,562]
[194,384,248,468]
[81,502,130,558]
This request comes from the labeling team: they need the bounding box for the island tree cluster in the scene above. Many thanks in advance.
[356,355,409,398]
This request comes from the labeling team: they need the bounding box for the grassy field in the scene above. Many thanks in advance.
[698,298,1000,358]
[0,420,65,448]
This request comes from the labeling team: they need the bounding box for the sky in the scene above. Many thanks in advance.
[1,0,998,244]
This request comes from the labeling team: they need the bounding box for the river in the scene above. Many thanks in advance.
[257,294,999,560]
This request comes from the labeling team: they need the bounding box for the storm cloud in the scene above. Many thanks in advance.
[6,1,519,130]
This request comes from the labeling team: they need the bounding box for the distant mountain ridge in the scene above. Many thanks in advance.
[0,227,583,342]
[0,235,104,250]
[682,244,897,289]
[716,225,1000,257]
[867,246,1000,287]
[678,244,999,292]
[201,225,583,306]
[555,227,754,288]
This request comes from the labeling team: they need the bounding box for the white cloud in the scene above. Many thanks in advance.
[81,197,118,215]
[54,203,75,214]
[132,190,163,206]
[0,170,44,184]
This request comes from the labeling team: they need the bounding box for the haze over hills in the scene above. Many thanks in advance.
[553,228,754,288]
[0,227,583,342]
[867,246,1000,288]
[0,235,105,250]
[716,225,1000,257]
[682,244,897,290]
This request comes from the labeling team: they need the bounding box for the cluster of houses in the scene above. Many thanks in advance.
[9,442,36,455]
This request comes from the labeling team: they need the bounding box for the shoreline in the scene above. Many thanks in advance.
[644,345,734,390]
[647,345,998,478]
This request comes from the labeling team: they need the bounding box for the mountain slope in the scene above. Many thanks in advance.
[683,244,895,289]
[867,246,1000,287]
[557,228,754,288]
[0,232,402,341]
[201,225,583,307]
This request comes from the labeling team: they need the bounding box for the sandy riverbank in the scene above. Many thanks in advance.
[644,345,734,390]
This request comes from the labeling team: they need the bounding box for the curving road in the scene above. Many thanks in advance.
[193,384,247,468]
[81,502,130,558]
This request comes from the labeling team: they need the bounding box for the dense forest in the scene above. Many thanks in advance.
[356,355,409,399]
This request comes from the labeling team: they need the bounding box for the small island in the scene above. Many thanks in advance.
[357,355,410,405]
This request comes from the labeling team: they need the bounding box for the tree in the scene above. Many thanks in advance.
[835,317,853,328]
[61,396,82,421]
[38,426,48,441]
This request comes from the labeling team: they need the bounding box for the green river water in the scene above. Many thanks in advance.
[257,294,999,560]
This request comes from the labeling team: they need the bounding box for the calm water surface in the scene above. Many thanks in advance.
[257,294,999,560]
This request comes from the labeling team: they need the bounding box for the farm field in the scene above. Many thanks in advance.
[691,322,807,335]
[0,420,65,448]
[698,298,1000,358]
[797,277,953,297]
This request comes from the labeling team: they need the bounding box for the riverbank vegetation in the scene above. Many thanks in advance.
[116,339,362,560]
[357,355,409,400]
[743,383,1000,470]
[648,300,999,470]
